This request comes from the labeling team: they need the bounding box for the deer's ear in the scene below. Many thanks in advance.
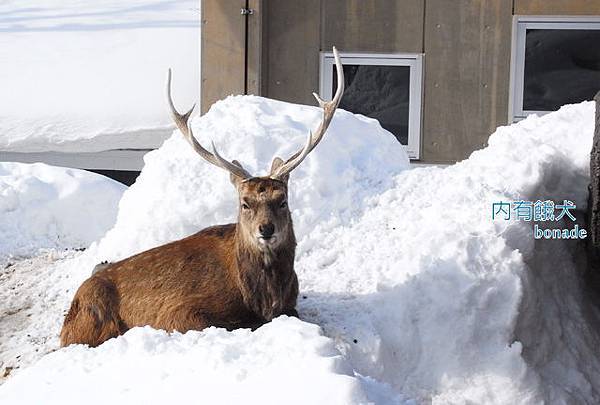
[270,157,289,183]
[230,160,245,187]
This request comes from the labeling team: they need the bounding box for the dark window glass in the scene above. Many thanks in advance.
[524,29,600,111]
[333,64,410,145]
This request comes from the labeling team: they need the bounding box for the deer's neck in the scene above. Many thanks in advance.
[234,227,296,321]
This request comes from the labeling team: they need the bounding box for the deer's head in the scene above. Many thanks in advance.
[167,47,344,252]
[233,172,290,251]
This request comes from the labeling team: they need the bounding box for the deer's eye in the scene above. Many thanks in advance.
[242,203,250,210]
[280,201,288,209]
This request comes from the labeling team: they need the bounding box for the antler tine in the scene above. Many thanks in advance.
[167,69,251,179]
[271,47,345,180]
[209,141,254,177]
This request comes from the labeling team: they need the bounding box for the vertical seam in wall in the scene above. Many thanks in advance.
[421,0,427,161]
[261,0,267,97]
[319,0,324,51]
[512,0,515,15]
[422,0,427,53]
[199,0,203,111]
[244,0,249,94]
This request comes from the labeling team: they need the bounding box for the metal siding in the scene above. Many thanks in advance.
[422,0,512,163]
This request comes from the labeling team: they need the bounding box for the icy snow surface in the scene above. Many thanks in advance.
[2,96,600,404]
[0,0,199,152]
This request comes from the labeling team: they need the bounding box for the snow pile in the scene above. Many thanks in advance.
[293,102,600,403]
[0,162,126,262]
[0,0,199,152]
[0,318,376,405]
[93,95,408,261]
[2,97,600,404]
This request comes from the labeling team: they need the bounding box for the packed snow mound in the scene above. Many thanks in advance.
[93,95,409,261]
[0,0,199,152]
[3,101,600,404]
[0,317,381,405]
[0,162,126,262]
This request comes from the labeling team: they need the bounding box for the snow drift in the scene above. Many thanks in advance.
[0,318,372,405]
[0,162,125,262]
[0,0,199,152]
[2,96,600,404]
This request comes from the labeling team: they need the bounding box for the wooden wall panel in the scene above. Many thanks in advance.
[262,0,321,105]
[263,0,425,105]
[321,0,425,53]
[515,0,600,15]
[201,0,246,113]
[422,0,512,163]
[247,0,263,96]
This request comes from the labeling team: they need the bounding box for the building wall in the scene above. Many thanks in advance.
[423,0,512,163]
[515,0,600,15]
[201,0,600,163]
[262,0,321,106]
[201,0,246,114]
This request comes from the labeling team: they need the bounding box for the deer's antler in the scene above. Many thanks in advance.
[167,46,344,182]
[270,46,345,180]
[167,69,252,180]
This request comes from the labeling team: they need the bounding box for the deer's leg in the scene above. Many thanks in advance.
[60,277,126,347]
[281,274,299,318]
[157,303,210,333]
[282,308,299,318]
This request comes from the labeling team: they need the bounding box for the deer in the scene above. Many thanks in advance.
[59,47,345,347]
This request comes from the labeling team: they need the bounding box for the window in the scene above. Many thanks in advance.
[320,52,423,159]
[510,16,600,122]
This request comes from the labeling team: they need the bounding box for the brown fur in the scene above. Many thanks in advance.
[60,175,299,347]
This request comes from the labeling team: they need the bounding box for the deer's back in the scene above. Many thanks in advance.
[90,224,249,328]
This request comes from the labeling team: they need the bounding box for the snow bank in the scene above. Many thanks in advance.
[2,98,600,404]
[294,102,600,403]
[0,318,376,405]
[0,162,126,262]
[0,0,199,152]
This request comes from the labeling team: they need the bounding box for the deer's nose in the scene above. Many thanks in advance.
[259,223,275,238]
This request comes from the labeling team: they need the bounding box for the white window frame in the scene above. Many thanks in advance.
[509,15,600,122]
[320,51,423,160]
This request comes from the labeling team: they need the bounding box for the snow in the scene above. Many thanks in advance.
[1,96,600,404]
[0,162,126,262]
[0,0,199,152]
[0,250,82,383]
[0,162,125,387]
[0,318,372,405]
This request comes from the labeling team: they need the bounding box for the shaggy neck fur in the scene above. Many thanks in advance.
[234,225,296,321]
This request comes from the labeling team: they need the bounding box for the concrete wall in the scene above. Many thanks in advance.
[201,0,600,162]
